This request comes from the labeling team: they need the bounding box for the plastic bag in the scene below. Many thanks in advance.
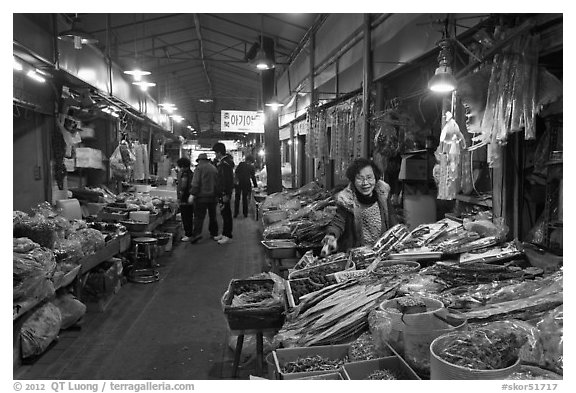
[463,216,508,239]
[262,221,293,240]
[368,308,403,355]
[227,332,275,365]
[110,143,135,179]
[52,293,86,329]
[535,305,563,374]
[20,302,62,358]
[13,238,39,253]
[52,238,84,263]
[398,275,448,297]
[13,213,57,249]
[67,228,106,255]
[13,246,57,302]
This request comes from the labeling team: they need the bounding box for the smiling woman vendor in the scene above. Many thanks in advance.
[321,158,397,256]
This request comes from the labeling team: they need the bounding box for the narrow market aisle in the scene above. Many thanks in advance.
[15,214,268,380]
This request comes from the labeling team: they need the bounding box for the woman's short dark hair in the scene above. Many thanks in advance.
[177,157,191,168]
[345,158,381,183]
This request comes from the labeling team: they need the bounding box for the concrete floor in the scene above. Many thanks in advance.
[15,214,270,380]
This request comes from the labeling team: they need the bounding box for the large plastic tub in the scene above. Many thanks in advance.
[403,312,467,376]
[430,333,520,380]
[377,296,445,355]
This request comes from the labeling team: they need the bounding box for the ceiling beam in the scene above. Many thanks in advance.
[261,13,309,30]
[205,13,299,46]
[113,25,197,47]
[89,14,186,34]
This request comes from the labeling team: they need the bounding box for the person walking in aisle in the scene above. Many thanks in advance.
[212,142,235,244]
[187,153,219,243]
[234,155,258,218]
[176,157,194,241]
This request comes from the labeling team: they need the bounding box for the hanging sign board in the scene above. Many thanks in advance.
[221,110,264,133]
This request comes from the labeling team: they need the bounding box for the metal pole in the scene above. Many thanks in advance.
[306,35,316,184]
[261,34,282,193]
[363,14,372,159]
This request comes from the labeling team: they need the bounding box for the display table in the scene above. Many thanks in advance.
[13,232,130,321]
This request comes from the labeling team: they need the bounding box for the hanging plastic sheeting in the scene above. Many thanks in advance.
[435,112,466,200]
[132,142,151,181]
[475,31,541,167]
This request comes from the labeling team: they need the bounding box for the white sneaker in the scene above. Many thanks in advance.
[181,236,191,242]
[212,235,223,241]
[217,236,231,244]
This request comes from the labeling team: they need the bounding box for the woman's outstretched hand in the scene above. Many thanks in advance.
[321,234,338,257]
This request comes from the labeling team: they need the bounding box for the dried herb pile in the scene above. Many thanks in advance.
[365,369,399,380]
[436,327,528,370]
[349,331,380,361]
[281,355,347,373]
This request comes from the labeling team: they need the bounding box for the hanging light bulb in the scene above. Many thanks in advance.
[255,47,274,70]
[58,15,99,50]
[124,68,151,81]
[124,15,151,81]
[254,17,275,70]
[428,38,457,93]
[265,96,284,111]
[133,81,156,91]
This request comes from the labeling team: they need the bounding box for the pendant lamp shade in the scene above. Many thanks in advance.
[58,16,98,50]
[428,66,457,93]
[265,95,284,110]
[255,47,274,70]
[428,38,457,93]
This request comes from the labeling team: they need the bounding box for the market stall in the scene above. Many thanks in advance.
[12,183,179,367]
[220,180,563,380]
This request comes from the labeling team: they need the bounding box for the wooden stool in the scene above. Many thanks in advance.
[231,328,277,378]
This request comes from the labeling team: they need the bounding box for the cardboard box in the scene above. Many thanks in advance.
[342,356,421,380]
[81,258,123,301]
[273,344,350,380]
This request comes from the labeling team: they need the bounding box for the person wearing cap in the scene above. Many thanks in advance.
[212,142,235,244]
[176,157,194,241]
[234,155,258,218]
[187,153,219,243]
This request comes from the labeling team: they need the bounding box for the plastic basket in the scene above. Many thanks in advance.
[222,279,285,331]
[261,240,297,259]
[288,258,354,280]
[368,260,420,276]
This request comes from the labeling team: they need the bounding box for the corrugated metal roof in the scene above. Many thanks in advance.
[62,13,322,137]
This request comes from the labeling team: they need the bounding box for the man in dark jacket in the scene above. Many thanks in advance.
[212,142,235,244]
[187,153,219,243]
[234,155,258,218]
[176,157,194,241]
